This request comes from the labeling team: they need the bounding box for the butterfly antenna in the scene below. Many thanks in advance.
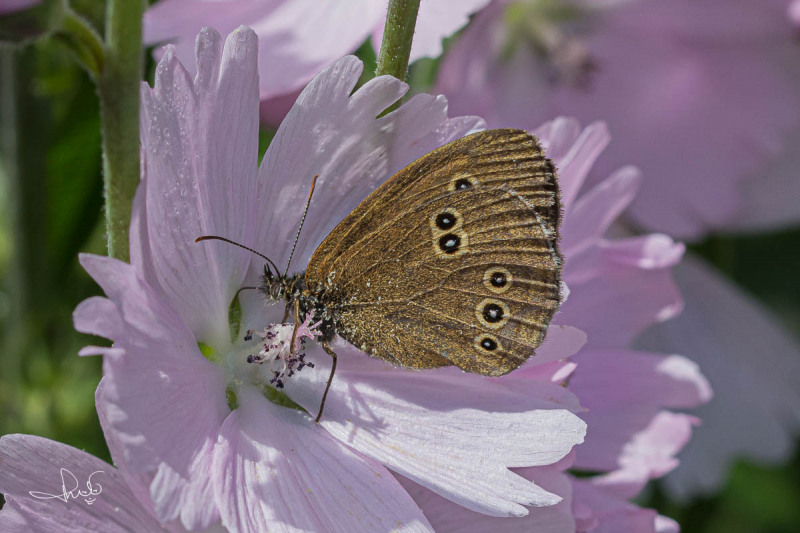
[195,235,280,275]
[283,174,319,277]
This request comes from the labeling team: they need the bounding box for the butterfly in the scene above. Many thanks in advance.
[199,128,562,421]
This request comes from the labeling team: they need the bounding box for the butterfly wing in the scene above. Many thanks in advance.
[305,129,562,376]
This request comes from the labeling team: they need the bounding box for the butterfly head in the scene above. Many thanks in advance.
[259,264,304,303]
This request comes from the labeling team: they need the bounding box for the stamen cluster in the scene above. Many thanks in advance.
[244,314,321,388]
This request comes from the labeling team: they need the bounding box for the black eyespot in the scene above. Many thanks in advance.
[435,212,457,230]
[490,271,507,288]
[454,178,472,190]
[482,303,504,323]
[480,337,498,351]
[438,233,461,254]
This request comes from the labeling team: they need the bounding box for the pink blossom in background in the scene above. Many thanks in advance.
[73,27,589,531]
[636,256,800,499]
[0,0,40,15]
[791,0,800,26]
[437,0,800,240]
[144,0,492,125]
[437,0,800,500]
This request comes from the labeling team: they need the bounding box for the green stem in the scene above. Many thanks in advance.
[97,0,145,261]
[376,0,421,82]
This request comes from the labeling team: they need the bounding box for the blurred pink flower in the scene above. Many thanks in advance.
[0,0,39,15]
[636,256,800,499]
[437,0,800,240]
[73,27,588,531]
[144,0,492,124]
[437,0,800,500]
[791,0,800,26]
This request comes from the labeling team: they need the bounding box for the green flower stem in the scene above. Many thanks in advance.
[375,0,421,110]
[97,0,145,261]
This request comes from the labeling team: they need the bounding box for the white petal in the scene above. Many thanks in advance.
[282,346,587,517]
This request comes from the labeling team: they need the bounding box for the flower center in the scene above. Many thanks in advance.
[203,313,322,411]
[244,324,316,389]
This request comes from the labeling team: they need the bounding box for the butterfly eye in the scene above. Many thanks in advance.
[435,212,457,230]
[438,233,461,254]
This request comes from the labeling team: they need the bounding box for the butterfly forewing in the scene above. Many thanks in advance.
[305,129,562,376]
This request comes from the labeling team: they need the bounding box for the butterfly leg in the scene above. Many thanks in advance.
[289,299,300,356]
[315,341,338,423]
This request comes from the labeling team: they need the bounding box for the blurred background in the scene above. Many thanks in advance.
[1,1,799,532]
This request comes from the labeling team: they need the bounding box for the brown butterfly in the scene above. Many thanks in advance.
[198,128,562,421]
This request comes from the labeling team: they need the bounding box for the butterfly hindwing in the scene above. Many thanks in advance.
[305,129,562,376]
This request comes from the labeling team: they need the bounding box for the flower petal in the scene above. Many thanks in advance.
[94,379,161,527]
[570,350,711,412]
[727,125,800,232]
[572,479,671,533]
[140,27,260,346]
[145,0,385,101]
[636,255,800,499]
[212,386,433,533]
[568,350,709,495]
[558,236,685,348]
[282,346,586,517]
[256,56,480,271]
[73,296,123,340]
[590,411,699,499]
[561,166,641,257]
[396,462,575,533]
[77,254,229,529]
[536,120,611,210]
[0,434,167,532]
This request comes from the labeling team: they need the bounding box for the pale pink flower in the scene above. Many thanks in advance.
[144,0,492,124]
[437,0,800,500]
[73,27,587,531]
[0,381,230,532]
[437,0,800,240]
[0,434,174,532]
[0,380,202,532]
